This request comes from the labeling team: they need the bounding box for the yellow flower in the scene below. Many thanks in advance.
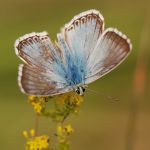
[23,129,49,150]
[23,130,29,138]
[64,124,74,135]
[57,124,74,136]
[56,92,84,106]
[73,95,83,106]
[30,129,35,137]
[28,96,36,102]
[33,103,43,113]
[28,96,46,114]
[56,124,74,145]
[56,93,69,104]
[39,97,46,103]
[57,125,63,134]
[26,135,49,150]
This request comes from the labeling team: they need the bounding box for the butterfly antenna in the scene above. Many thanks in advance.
[85,88,99,94]
[86,87,120,102]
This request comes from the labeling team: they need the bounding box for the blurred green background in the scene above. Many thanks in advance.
[0,0,150,149]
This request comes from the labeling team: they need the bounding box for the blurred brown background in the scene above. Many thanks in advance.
[0,0,150,149]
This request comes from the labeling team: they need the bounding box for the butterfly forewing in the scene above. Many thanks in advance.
[15,32,64,67]
[62,9,104,63]
[85,28,132,84]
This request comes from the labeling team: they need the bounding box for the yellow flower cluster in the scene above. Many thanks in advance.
[57,124,74,143]
[23,129,49,150]
[28,96,47,114]
[73,94,84,106]
[57,124,74,135]
[57,92,84,106]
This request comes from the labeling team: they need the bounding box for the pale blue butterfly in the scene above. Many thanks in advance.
[15,9,132,96]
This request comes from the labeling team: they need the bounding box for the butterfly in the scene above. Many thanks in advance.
[15,9,132,96]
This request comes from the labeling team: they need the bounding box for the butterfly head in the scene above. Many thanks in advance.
[75,85,87,96]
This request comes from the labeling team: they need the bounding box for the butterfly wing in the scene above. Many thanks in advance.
[60,9,104,85]
[18,64,72,95]
[15,32,73,96]
[85,28,132,84]
[62,9,104,61]
[61,9,131,85]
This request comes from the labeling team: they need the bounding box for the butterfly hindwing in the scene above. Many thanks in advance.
[85,28,132,84]
[18,64,73,96]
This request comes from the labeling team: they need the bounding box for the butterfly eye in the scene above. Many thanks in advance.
[75,88,80,94]
[82,88,85,92]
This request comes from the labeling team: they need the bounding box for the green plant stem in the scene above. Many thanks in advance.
[35,114,39,136]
